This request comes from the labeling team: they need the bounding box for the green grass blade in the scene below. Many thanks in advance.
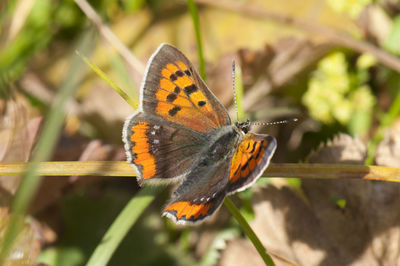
[86,186,163,266]
[187,0,206,81]
[0,34,93,264]
[224,198,275,266]
[109,53,139,102]
[76,51,138,109]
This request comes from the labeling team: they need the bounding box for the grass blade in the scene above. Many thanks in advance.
[109,53,139,102]
[187,0,206,81]
[76,51,138,109]
[86,186,163,266]
[224,198,275,266]
[0,34,92,264]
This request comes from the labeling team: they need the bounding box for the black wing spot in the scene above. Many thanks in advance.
[233,166,240,175]
[241,160,249,171]
[262,140,268,147]
[198,100,206,107]
[170,73,177,81]
[174,86,181,94]
[168,106,181,117]
[249,142,257,153]
[184,84,198,95]
[248,155,254,162]
[166,93,177,102]
[176,70,184,77]
[184,70,191,76]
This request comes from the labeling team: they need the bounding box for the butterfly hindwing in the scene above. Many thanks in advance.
[123,112,207,184]
[162,152,233,224]
[141,43,231,132]
[227,133,276,194]
[161,132,276,224]
[163,193,226,224]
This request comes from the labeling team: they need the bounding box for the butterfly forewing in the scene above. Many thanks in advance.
[141,44,231,132]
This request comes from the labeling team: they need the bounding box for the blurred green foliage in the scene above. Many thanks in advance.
[327,0,373,18]
[0,0,121,97]
[302,52,376,136]
[384,15,400,55]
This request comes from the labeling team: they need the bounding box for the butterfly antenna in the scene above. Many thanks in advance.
[251,118,298,126]
[232,60,239,122]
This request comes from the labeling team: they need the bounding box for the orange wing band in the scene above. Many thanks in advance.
[129,122,156,179]
[164,201,211,221]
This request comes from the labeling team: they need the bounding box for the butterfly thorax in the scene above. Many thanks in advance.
[199,125,243,166]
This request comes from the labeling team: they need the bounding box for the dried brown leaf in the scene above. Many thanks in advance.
[0,208,43,266]
[0,100,42,194]
[375,126,400,168]
[308,133,367,164]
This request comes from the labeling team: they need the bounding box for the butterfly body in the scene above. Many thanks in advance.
[123,43,276,224]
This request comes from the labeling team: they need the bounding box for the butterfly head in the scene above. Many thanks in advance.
[235,119,251,134]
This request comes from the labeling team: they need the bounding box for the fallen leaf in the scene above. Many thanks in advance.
[375,120,400,167]
[0,100,42,194]
[0,208,43,266]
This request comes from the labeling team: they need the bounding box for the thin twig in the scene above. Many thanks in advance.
[1,161,399,182]
[74,0,145,74]
[195,0,400,73]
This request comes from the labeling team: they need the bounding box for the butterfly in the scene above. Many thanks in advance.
[122,43,277,225]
